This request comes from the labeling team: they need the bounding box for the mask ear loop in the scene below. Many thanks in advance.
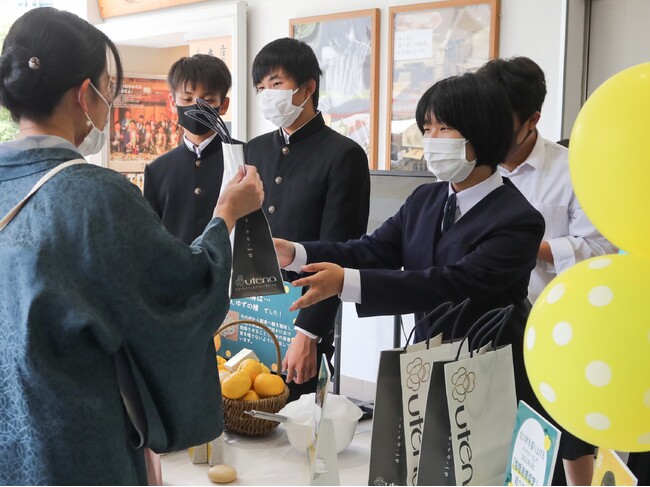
[80,81,111,130]
[184,98,232,144]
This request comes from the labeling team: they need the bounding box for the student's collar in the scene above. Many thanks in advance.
[183,132,219,158]
[449,170,504,218]
[280,111,324,145]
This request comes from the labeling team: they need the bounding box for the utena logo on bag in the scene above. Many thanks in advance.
[450,367,475,402]
[405,357,431,484]
[234,275,278,289]
[405,357,431,392]
[450,366,476,485]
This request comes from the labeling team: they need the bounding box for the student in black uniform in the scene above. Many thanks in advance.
[245,38,370,400]
[144,54,234,245]
[274,72,546,413]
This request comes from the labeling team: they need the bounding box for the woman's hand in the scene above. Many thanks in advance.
[289,263,344,311]
[214,165,264,232]
[273,238,296,268]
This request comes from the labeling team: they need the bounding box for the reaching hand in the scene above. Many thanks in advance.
[282,332,318,384]
[289,262,344,311]
[273,238,296,268]
[214,165,264,231]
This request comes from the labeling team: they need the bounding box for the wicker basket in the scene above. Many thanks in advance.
[216,320,290,436]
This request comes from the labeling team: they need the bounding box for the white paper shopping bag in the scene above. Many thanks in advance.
[444,345,518,486]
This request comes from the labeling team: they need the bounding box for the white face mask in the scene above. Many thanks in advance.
[422,137,476,183]
[78,82,111,157]
[257,87,309,128]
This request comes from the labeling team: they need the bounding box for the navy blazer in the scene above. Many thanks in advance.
[302,177,545,345]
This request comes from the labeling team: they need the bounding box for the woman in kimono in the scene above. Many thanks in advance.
[0,7,263,485]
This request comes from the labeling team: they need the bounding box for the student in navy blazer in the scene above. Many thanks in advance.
[274,72,546,410]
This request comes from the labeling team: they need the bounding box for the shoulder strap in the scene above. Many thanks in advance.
[0,158,87,233]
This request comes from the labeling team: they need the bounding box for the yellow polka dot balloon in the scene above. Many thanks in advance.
[524,254,650,452]
[569,63,650,257]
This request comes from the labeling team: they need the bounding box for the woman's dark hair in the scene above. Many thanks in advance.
[415,73,513,169]
[477,56,547,123]
[252,37,322,109]
[167,54,231,100]
[0,7,123,122]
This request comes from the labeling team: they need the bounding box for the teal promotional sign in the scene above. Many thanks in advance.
[216,282,301,371]
[504,401,561,486]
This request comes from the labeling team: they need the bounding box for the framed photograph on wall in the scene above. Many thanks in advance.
[108,75,182,189]
[290,9,380,169]
[386,0,500,171]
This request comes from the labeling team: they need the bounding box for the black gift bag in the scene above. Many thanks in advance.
[230,209,284,298]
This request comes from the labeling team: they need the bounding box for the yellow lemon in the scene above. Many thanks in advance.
[260,363,270,374]
[219,370,231,383]
[216,355,226,366]
[238,359,263,383]
[241,390,260,402]
[221,371,252,399]
[253,373,285,398]
[214,334,222,351]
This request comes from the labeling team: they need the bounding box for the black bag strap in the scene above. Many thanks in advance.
[426,297,471,345]
[403,301,453,350]
[453,307,510,361]
[469,305,515,355]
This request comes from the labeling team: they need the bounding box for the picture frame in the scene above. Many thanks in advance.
[108,74,181,190]
[386,0,500,171]
[290,9,380,169]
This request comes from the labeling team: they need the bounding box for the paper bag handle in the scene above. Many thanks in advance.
[470,304,514,353]
[402,301,453,350]
[425,297,471,345]
[453,307,510,361]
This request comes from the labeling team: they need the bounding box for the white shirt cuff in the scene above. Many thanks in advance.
[340,268,362,304]
[295,327,320,341]
[285,243,307,273]
[547,238,577,274]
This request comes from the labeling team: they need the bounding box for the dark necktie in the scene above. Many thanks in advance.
[442,193,457,234]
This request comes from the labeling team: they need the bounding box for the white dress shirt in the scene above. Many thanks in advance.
[498,134,616,303]
[287,171,505,304]
[183,132,219,157]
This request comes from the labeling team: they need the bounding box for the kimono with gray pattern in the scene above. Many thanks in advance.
[0,136,228,485]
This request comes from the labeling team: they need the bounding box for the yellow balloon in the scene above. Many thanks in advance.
[524,254,650,451]
[569,63,650,257]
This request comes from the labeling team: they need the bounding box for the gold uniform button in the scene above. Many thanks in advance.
[195,159,201,167]
[268,205,276,214]
[275,176,283,184]
[194,188,202,195]
[281,146,289,155]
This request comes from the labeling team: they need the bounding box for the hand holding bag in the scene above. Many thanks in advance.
[186,100,284,298]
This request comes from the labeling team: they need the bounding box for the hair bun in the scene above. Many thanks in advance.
[0,49,13,80]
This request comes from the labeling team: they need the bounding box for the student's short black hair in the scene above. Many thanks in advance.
[167,54,231,101]
[252,37,322,109]
[477,56,547,123]
[0,7,123,122]
[415,73,514,170]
